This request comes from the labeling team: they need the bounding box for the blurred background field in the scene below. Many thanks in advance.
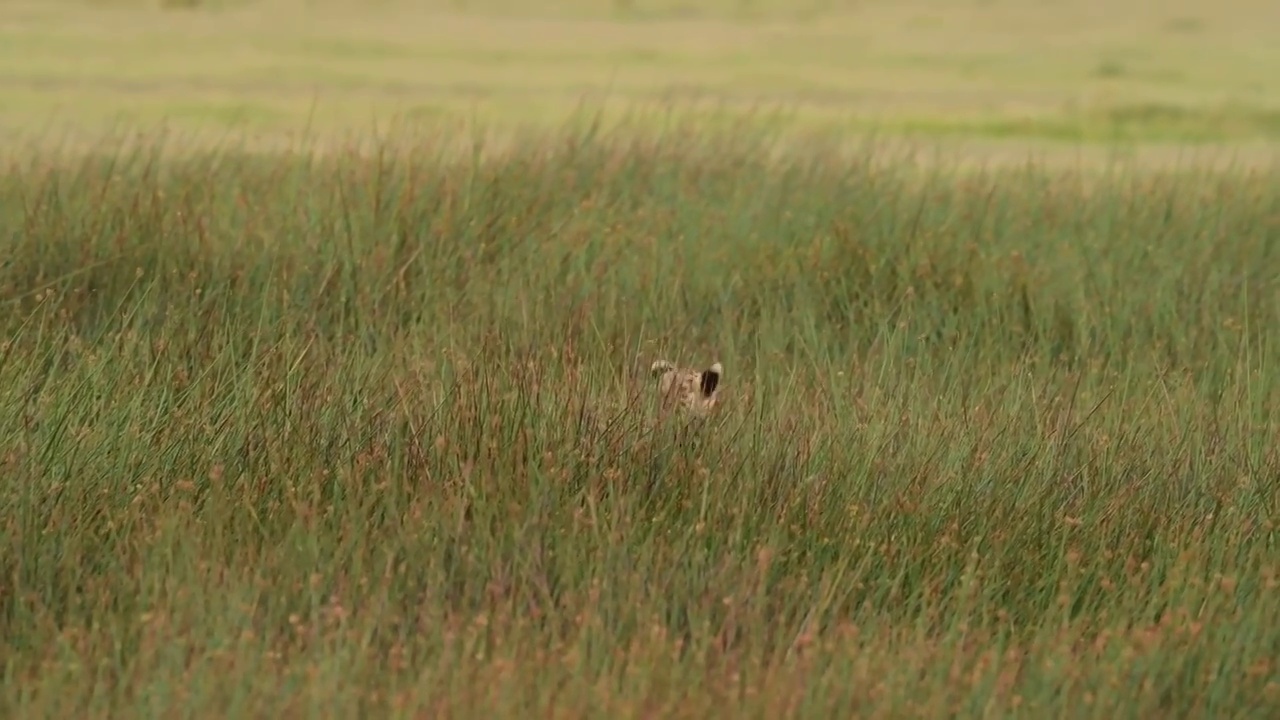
[2,0,1279,162]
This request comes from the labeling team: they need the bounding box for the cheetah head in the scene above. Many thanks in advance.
[650,359,723,416]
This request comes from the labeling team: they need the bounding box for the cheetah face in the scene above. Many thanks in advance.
[650,359,723,416]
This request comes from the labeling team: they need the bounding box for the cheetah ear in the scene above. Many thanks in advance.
[651,360,676,377]
[699,362,722,396]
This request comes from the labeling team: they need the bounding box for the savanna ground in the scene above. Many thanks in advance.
[2,0,1280,717]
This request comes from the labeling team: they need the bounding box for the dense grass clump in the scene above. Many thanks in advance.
[1,125,1278,717]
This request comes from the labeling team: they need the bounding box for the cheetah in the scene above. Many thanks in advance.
[649,359,723,417]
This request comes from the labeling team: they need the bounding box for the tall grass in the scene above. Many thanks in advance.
[1,122,1278,717]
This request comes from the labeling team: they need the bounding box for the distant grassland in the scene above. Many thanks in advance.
[3,0,1280,155]
[2,120,1279,716]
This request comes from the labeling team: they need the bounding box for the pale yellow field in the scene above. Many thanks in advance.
[2,0,1279,163]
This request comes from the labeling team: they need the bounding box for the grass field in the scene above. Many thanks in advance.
[2,1,1280,718]
[2,121,1279,717]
